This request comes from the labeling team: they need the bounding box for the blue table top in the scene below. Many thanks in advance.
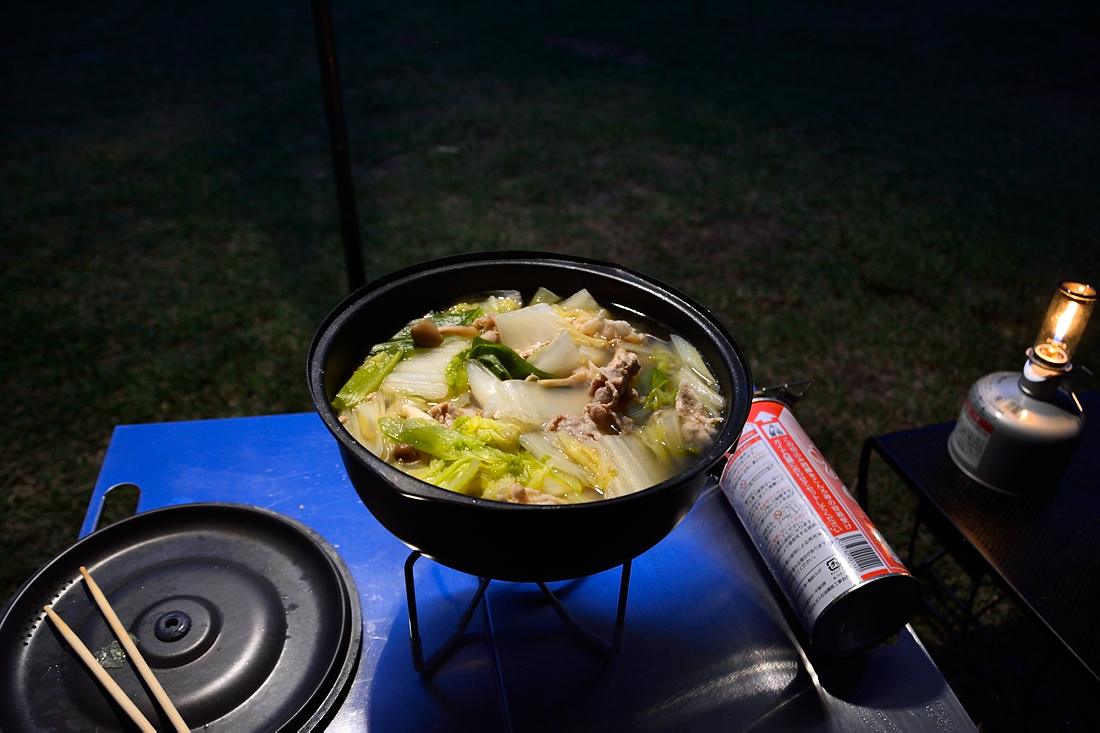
[83,412,975,731]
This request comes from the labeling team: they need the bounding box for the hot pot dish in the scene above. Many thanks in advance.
[308,252,752,582]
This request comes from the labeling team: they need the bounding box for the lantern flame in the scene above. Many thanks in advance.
[1053,302,1079,345]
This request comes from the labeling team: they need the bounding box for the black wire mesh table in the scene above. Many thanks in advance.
[856,391,1100,725]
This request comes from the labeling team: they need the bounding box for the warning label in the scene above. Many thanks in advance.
[950,396,993,468]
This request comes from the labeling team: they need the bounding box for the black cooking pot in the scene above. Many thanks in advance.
[308,252,752,582]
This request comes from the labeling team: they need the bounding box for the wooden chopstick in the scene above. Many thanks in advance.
[43,604,157,733]
[79,566,190,733]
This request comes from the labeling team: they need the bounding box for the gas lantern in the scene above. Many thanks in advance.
[947,281,1095,495]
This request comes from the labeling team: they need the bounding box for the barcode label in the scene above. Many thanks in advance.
[836,532,883,574]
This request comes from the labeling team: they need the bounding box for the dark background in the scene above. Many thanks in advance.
[3,1,1098,728]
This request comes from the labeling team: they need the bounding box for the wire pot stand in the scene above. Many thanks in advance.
[403,551,632,675]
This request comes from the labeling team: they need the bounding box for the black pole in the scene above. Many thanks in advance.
[310,0,367,292]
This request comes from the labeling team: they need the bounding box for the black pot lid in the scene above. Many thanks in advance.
[0,503,361,731]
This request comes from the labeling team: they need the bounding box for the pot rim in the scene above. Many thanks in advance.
[308,250,752,510]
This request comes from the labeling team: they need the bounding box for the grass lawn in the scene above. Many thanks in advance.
[3,0,1098,727]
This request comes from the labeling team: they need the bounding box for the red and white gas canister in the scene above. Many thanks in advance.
[719,397,921,656]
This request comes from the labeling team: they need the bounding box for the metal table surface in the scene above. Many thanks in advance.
[856,391,1100,683]
[82,413,975,731]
